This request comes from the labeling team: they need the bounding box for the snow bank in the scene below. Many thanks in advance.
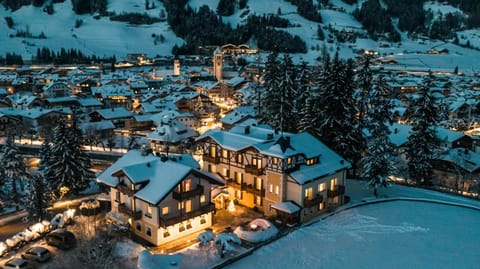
[234,218,278,243]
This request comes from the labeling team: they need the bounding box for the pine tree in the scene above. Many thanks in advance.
[24,173,51,222]
[46,119,95,197]
[405,73,439,185]
[315,53,364,171]
[277,54,298,133]
[261,51,282,129]
[0,136,28,202]
[362,76,395,196]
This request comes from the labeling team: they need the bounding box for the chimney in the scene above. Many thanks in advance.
[394,128,398,134]
[267,133,273,140]
[245,125,250,134]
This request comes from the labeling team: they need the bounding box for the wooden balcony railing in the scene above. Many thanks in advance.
[226,179,245,190]
[327,185,345,198]
[245,184,265,196]
[304,194,324,208]
[118,203,142,220]
[159,203,215,228]
[203,154,220,164]
[117,184,134,196]
[245,165,263,176]
[172,185,204,201]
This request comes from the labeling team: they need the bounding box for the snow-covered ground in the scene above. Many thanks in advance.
[225,180,480,269]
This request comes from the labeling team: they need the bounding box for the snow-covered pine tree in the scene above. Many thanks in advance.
[46,119,95,197]
[362,76,395,196]
[405,73,440,185]
[261,51,282,129]
[0,135,28,202]
[295,61,312,131]
[356,56,373,130]
[315,53,364,172]
[24,173,51,222]
[277,53,298,133]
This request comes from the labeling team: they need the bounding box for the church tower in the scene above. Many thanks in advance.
[213,47,223,81]
[173,57,181,76]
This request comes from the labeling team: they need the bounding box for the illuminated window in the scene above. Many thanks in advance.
[272,158,278,165]
[223,168,230,177]
[269,184,273,193]
[236,154,243,164]
[318,183,326,192]
[305,187,313,200]
[235,190,242,200]
[275,185,280,195]
[330,178,338,191]
[222,149,229,158]
[162,206,169,215]
[200,194,206,204]
[319,202,325,211]
[255,196,262,206]
[306,158,317,165]
[210,146,216,158]
[184,179,191,192]
[178,202,184,211]
[287,157,292,165]
[208,164,216,173]
[255,177,263,190]
[146,205,153,218]
[185,200,192,213]
[252,157,262,169]
[235,172,243,184]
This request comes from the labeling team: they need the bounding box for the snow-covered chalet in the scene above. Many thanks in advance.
[196,124,351,225]
[97,149,224,246]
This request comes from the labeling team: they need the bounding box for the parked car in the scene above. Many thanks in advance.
[2,258,33,269]
[21,246,51,262]
[45,229,76,250]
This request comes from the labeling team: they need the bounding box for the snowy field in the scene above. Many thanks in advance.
[226,181,480,269]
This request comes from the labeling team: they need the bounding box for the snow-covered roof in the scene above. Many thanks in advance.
[91,107,133,120]
[388,123,413,147]
[271,201,301,214]
[434,126,466,143]
[436,148,480,173]
[199,127,350,173]
[146,120,198,143]
[79,121,115,132]
[76,97,103,107]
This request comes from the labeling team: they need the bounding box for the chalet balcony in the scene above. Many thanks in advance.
[202,154,220,164]
[226,179,246,190]
[327,185,346,198]
[245,184,266,196]
[117,184,134,196]
[304,194,324,208]
[159,203,215,228]
[118,203,142,220]
[172,185,204,201]
[245,165,264,176]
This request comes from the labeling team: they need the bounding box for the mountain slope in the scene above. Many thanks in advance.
[0,0,479,71]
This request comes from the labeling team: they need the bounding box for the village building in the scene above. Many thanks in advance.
[196,124,350,225]
[98,149,224,246]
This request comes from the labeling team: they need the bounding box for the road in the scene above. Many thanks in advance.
[0,217,27,241]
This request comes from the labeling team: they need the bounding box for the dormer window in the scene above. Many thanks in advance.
[306,157,318,166]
